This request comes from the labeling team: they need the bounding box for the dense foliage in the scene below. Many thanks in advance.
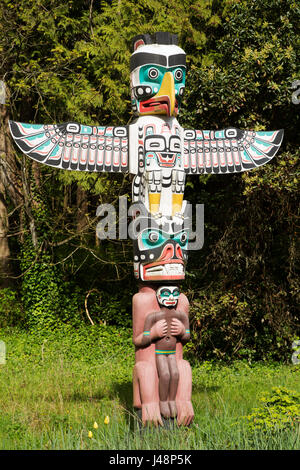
[0,0,299,360]
[243,386,300,432]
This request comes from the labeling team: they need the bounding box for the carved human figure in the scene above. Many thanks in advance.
[143,286,190,418]
[133,284,193,426]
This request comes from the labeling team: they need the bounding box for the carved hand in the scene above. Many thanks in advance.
[170,318,185,337]
[151,319,168,340]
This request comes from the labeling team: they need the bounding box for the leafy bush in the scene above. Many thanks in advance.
[20,240,83,331]
[243,386,300,432]
[85,289,132,328]
[0,288,24,327]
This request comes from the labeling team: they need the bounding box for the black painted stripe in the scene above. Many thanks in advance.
[168,54,186,67]
[130,52,167,71]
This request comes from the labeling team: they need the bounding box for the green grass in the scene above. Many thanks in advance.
[0,326,299,450]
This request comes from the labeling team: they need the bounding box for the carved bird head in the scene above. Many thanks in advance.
[130,32,186,117]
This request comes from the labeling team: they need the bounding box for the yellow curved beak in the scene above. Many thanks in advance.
[153,72,176,116]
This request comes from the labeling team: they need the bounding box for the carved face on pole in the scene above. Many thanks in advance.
[144,123,182,169]
[156,286,180,308]
[130,203,189,282]
[130,32,186,117]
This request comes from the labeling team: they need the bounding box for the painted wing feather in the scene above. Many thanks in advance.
[183,128,284,174]
[9,121,129,173]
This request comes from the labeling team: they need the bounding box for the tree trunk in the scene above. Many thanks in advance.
[0,104,13,285]
[76,185,89,235]
[21,160,38,250]
[0,180,12,286]
[0,102,22,207]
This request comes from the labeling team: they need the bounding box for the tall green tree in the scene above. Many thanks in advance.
[0,0,298,359]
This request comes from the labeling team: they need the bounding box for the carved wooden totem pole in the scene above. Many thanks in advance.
[9,32,283,427]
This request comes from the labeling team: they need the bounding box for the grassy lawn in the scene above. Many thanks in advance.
[0,326,299,450]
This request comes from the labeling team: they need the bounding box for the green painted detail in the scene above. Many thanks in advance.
[155,350,176,355]
[141,229,189,250]
[139,65,186,97]
[159,289,180,298]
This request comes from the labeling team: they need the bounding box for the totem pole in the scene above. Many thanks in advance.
[9,32,283,427]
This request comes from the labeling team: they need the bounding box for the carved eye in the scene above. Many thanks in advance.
[148,231,159,243]
[174,69,183,81]
[140,229,165,250]
[160,289,170,298]
[225,128,237,139]
[148,68,159,79]
[169,136,181,152]
[145,136,166,152]
[180,232,188,245]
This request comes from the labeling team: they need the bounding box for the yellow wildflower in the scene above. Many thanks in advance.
[88,431,93,438]
[93,421,98,429]
[104,416,110,425]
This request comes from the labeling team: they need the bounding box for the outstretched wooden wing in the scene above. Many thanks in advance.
[183,128,284,174]
[9,121,129,173]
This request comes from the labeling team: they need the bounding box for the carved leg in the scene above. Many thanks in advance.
[176,359,194,426]
[171,170,185,216]
[156,354,171,418]
[168,354,179,417]
[147,170,162,214]
[133,360,163,426]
